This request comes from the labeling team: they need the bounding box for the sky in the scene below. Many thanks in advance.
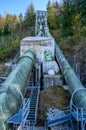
[0,0,62,17]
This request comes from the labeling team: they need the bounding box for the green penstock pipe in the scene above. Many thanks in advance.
[0,49,35,130]
[44,50,53,61]
[55,43,86,110]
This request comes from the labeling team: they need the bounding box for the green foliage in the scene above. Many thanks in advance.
[22,2,36,37]
[72,13,82,42]
[47,0,86,56]
[0,13,20,62]
[61,1,75,38]
[18,13,23,24]
[0,2,36,62]
[47,0,58,30]
[4,24,10,35]
[24,2,35,22]
[0,42,19,62]
[48,7,57,29]
[47,0,51,10]
[0,35,19,62]
[81,0,86,25]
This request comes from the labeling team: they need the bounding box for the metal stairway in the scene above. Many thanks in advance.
[20,86,40,130]
[26,86,40,125]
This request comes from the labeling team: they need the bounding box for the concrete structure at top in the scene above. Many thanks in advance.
[20,37,54,63]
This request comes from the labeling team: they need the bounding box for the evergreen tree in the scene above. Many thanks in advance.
[61,0,75,38]
[80,0,86,25]
[23,2,36,36]
[47,0,51,11]
[18,13,23,24]
[53,1,58,9]
[48,6,57,29]
[24,2,35,20]
[0,15,5,35]
[17,13,23,39]
[47,1,59,30]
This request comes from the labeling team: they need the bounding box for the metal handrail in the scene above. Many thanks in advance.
[70,88,86,124]
[70,88,86,109]
[17,88,34,130]
[22,87,34,124]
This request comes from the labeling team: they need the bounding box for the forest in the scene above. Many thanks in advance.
[0,3,35,62]
[47,0,86,57]
[0,0,86,62]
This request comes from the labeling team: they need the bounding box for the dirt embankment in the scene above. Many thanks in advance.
[37,86,70,126]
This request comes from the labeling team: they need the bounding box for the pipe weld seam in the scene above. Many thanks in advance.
[62,68,73,77]
[18,56,35,67]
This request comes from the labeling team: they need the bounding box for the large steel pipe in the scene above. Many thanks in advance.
[44,50,53,61]
[0,49,35,130]
[55,43,86,109]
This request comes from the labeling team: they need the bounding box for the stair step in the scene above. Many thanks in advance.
[27,117,35,119]
[30,104,36,106]
[27,116,35,118]
[31,100,37,102]
[28,114,35,116]
[30,101,36,105]
[29,109,35,111]
[31,99,37,100]
[31,98,37,99]
[27,118,35,120]
[31,98,37,100]
[30,107,35,109]
[29,110,35,112]
[30,101,37,103]
[30,105,36,107]
[29,112,35,114]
